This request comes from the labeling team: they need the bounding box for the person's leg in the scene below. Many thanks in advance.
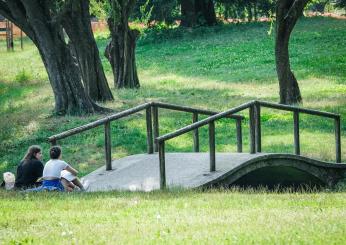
[72,178,85,190]
[60,178,74,192]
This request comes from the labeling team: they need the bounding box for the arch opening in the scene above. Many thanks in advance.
[231,166,326,190]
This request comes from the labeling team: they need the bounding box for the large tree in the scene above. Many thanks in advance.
[180,0,217,27]
[62,0,113,102]
[105,0,140,89]
[275,0,309,105]
[0,0,106,115]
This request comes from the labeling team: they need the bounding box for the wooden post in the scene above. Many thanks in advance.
[104,121,112,171]
[209,121,216,172]
[192,112,199,152]
[6,20,9,51]
[146,107,154,154]
[152,106,159,152]
[236,118,243,153]
[335,116,341,163]
[293,111,300,155]
[20,30,23,50]
[10,22,13,50]
[254,102,261,152]
[249,105,256,154]
[158,141,166,189]
[50,139,57,146]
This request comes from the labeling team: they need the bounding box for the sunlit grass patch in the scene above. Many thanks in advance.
[0,38,47,83]
[1,189,346,244]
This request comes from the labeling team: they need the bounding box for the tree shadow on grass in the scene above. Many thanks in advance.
[132,17,346,86]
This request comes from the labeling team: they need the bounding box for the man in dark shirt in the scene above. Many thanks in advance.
[14,145,44,189]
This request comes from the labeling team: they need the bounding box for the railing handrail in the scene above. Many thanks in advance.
[48,103,152,142]
[155,100,342,189]
[156,100,340,143]
[48,101,244,143]
[257,101,340,119]
[154,101,244,120]
[156,101,255,143]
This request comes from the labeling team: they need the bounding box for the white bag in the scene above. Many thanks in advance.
[3,172,15,190]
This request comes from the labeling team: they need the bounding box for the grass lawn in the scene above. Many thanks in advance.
[1,189,346,244]
[0,17,346,244]
[0,17,345,176]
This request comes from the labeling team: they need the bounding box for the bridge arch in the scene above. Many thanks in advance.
[207,154,345,189]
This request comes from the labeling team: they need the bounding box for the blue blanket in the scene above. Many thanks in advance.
[26,179,64,192]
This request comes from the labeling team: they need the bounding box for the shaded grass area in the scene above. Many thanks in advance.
[1,189,346,244]
[0,17,345,177]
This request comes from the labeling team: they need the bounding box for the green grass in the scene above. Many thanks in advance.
[1,16,346,244]
[1,189,346,244]
[1,17,346,176]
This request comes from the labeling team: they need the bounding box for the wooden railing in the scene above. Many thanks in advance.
[155,100,342,189]
[48,102,244,171]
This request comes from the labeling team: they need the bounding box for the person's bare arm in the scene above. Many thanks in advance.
[65,165,78,176]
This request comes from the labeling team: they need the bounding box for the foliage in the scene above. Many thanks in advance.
[215,0,275,21]
[132,0,179,26]
[306,0,330,13]
[90,0,343,28]
[139,0,154,26]
[14,69,31,84]
[335,0,346,9]
[90,0,109,20]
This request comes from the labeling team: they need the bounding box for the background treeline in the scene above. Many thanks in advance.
[127,0,345,27]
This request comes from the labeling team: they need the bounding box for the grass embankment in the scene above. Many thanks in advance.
[1,189,346,244]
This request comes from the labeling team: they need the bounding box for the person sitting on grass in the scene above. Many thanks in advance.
[41,146,84,192]
[15,145,44,190]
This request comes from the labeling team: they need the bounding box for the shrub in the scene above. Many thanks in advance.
[14,69,31,84]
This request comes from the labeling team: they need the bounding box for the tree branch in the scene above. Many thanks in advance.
[1,0,36,40]
[284,0,310,20]
[0,0,15,22]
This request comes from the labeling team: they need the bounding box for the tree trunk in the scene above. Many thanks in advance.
[181,0,217,27]
[105,5,140,89]
[37,38,99,115]
[181,0,196,27]
[247,4,253,21]
[254,1,258,21]
[0,0,104,115]
[196,0,217,26]
[62,0,113,102]
[275,35,302,105]
[275,0,308,105]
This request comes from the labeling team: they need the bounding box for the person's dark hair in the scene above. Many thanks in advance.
[22,145,41,162]
[50,146,62,159]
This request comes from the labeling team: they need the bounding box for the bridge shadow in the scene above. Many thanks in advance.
[230,166,325,190]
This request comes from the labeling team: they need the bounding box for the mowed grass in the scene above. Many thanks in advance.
[0,17,346,174]
[1,17,346,244]
[1,189,346,244]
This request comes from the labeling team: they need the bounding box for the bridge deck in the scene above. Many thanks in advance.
[81,153,346,192]
[82,153,270,192]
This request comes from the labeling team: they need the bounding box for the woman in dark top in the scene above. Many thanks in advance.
[15,145,44,189]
